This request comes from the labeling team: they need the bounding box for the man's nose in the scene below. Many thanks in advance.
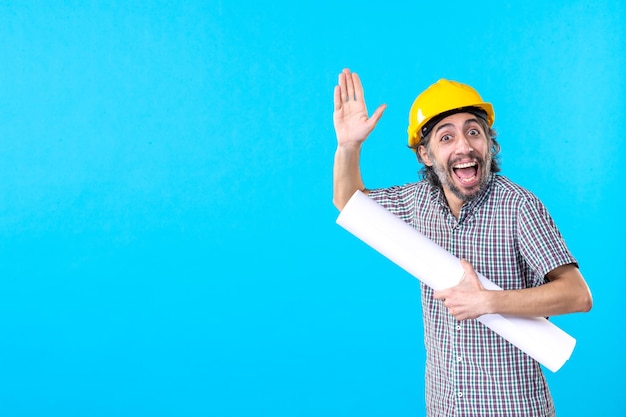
[456,135,473,154]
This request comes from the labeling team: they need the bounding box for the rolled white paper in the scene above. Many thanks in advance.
[336,190,576,372]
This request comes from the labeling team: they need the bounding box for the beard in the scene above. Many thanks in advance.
[429,150,492,203]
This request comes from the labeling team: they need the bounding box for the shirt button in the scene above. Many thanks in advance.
[458,391,463,398]
[457,356,463,362]
[456,325,461,331]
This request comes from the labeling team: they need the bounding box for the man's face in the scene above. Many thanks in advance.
[419,112,492,203]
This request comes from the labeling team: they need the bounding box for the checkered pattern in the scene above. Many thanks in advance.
[368,174,576,417]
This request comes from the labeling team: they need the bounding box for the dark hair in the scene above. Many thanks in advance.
[409,116,501,187]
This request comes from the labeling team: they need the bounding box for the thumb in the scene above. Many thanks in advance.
[368,103,387,126]
[459,259,474,280]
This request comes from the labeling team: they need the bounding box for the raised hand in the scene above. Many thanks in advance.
[333,68,386,147]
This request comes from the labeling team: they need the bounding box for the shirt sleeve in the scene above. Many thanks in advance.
[367,184,417,225]
[517,195,578,285]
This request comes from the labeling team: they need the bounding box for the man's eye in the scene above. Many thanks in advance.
[468,128,480,136]
[441,134,451,142]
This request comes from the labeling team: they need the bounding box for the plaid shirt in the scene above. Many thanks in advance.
[368,174,576,417]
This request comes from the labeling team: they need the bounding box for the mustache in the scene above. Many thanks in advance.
[448,151,484,168]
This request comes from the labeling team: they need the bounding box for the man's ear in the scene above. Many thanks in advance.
[418,145,433,167]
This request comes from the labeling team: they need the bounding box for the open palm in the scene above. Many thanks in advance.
[333,69,386,147]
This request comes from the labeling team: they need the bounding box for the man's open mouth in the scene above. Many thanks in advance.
[452,161,479,184]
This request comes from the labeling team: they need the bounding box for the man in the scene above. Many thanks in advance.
[332,68,592,416]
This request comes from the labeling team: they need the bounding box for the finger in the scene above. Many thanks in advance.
[352,71,364,101]
[433,289,446,300]
[344,68,355,102]
[367,103,387,126]
[460,258,473,268]
[338,71,348,102]
[460,259,477,280]
[333,85,342,111]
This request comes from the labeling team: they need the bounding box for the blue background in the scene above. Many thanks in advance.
[0,1,623,416]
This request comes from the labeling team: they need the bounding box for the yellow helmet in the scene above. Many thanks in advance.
[407,79,495,149]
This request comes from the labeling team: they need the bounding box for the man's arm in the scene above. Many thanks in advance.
[434,260,593,321]
[332,68,386,210]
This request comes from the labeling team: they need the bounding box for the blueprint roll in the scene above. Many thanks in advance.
[336,190,576,373]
